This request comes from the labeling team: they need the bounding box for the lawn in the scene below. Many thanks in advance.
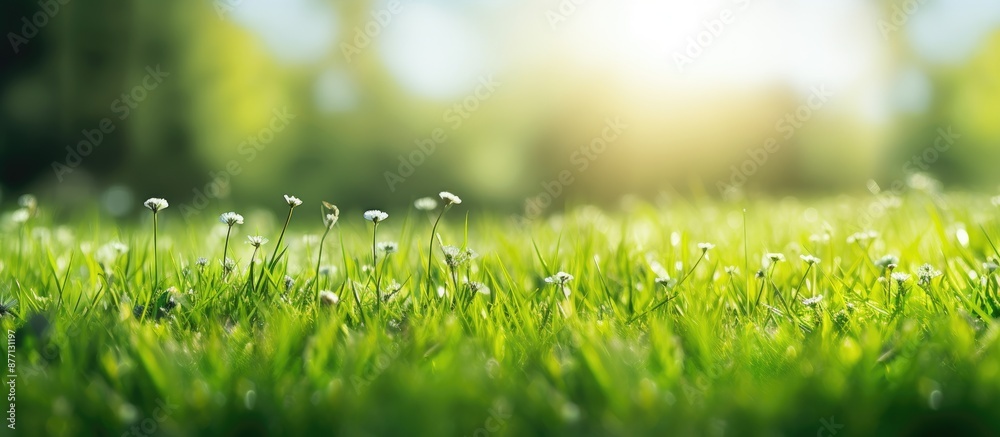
[2,190,1000,436]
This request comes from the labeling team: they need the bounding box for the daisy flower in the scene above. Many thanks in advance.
[442,246,477,268]
[143,198,169,213]
[762,253,786,267]
[247,235,268,248]
[874,255,899,270]
[655,276,676,287]
[916,264,942,286]
[802,295,824,306]
[319,291,340,306]
[545,272,574,298]
[800,255,821,265]
[545,272,575,285]
[219,212,244,226]
[378,242,399,254]
[283,195,303,208]
[439,191,462,206]
[364,210,388,223]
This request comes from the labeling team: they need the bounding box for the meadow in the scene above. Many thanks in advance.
[2,188,1000,437]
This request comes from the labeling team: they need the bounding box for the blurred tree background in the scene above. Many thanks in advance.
[1,0,999,217]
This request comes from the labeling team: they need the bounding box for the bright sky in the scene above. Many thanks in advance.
[228,0,1000,114]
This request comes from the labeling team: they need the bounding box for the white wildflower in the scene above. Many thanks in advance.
[802,295,824,306]
[283,195,303,208]
[466,281,491,295]
[143,198,169,213]
[545,272,574,285]
[800,255,821,265]
[655,276,676,288]
[378,242,399,254]
[319,291,340,306]
[442,246,472,267]
[916,264,941,286]
[874,255,899,269]
[439,191,462,206]
[219,212,244,226]
[246,235,268,248]
[363,210,388,223]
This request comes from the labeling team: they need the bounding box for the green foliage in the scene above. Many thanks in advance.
[2,192,1000,436]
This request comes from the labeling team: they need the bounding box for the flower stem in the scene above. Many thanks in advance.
[143,212,159,323]
[222,225,232,274]
[790,264,813,305]
[372,222,381,317]
[628,251,707,324]
[246,246,259,290]
[258,206,295,294]
[268,207,294,269]
[314,227,331,298]
[153,212,159,287]
[425,207,448,305]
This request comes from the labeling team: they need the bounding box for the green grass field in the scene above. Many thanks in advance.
[3,191,1000,436]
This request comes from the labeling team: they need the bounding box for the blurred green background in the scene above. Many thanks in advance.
[1,0,999,217]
